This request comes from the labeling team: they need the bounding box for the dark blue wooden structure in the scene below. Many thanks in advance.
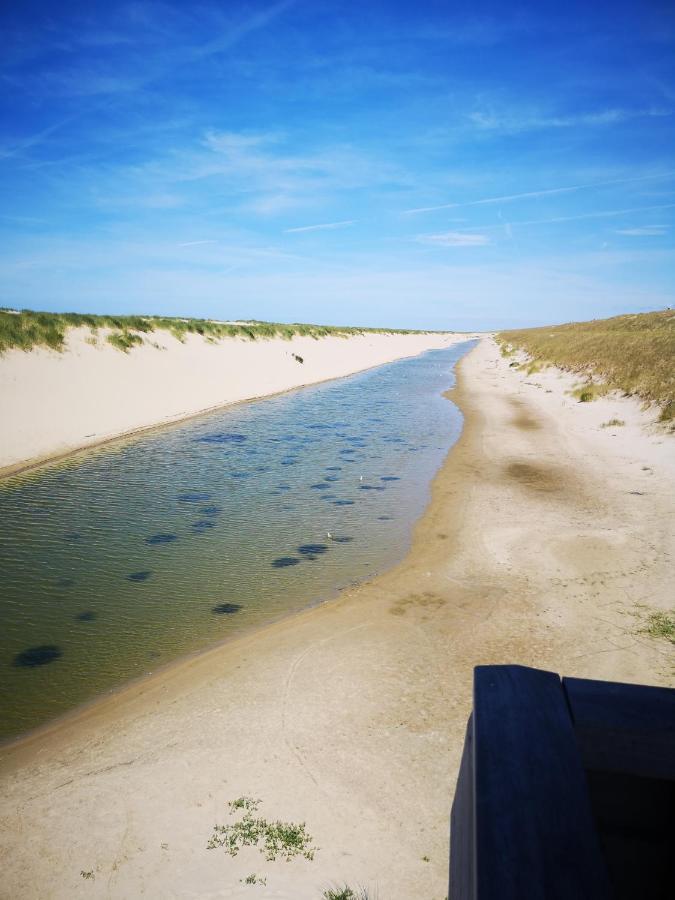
[449,665,675,900]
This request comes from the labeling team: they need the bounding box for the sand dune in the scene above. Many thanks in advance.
[0,328,468,477]
[1,337,672,899]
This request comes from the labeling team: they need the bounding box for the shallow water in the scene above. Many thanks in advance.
[0,341,474,742]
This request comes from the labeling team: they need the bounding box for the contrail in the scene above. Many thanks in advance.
[404,171,675,214]
[454,202,675,233]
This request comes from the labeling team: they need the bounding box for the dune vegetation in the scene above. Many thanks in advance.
[498,310,675,421]
[0,308,427,356]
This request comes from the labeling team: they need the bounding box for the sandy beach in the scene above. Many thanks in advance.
[0,329,466,478]
[1,337,673,900]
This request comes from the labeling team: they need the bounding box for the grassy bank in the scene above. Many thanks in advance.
[498,310,675,421]
[0,309,429,355]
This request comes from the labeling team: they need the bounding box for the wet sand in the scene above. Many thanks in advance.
[1,337,672,900]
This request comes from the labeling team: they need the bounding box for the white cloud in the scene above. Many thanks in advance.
[178,240,218,247]
[616,226,668,236]
[116,193,185,209]
[417,231,489,247]
[285,220,356,233]
[468,106,672,134]
[203,131,281,154]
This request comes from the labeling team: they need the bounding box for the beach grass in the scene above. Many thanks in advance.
[322,887,372,900]
[498,310,675,421]
[0,308,431,355]
[639,610,675,644]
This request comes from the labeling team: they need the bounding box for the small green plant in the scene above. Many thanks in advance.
[229,796,261,813]
[322,887,370,900]
[241,873,267,885]
[639,610,675,644]
[601,418,625,428]
[207,797,317,862]
[571,381,610,403]
[80,870,95,880]
[422,855,430,862]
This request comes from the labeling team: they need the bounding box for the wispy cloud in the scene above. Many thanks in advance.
[178,240,218,247]
[0,113,81,161]
[94,192,185,211]
[455,203,675,233]
[414,16,532,48]
[135,129,404,217]
[416,231,490,247]
[616,226,668,236]
[404,171,675,214]
[190,0,297,62]
[469,106,671,134]
[284,220,356,233]
[508,202,675,228]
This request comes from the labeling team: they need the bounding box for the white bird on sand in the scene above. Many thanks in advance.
[359,475,364,481]
[326,531,333,540]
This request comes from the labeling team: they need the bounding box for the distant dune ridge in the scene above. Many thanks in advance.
[0,310,470,477]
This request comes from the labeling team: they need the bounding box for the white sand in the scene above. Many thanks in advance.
[0,329,469,476]
[0,337,672,899]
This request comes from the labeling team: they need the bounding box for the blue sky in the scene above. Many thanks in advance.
[1,1,674,330]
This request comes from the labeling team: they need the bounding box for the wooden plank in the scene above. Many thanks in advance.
[472,665,612,900]
[564,676,675,780]
[449,715,474,900]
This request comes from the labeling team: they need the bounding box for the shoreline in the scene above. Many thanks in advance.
[0,329,472,480]
[1,337,672,900]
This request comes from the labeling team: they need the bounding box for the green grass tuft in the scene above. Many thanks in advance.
[322,887,371,900]
[571,382,610,403]
[639,610,675,644]
[106,331,144,352]
[241,873,267,886]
